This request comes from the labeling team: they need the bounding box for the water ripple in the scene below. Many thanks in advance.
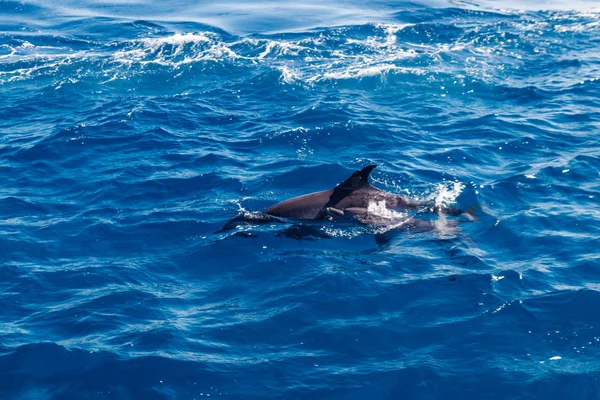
[1,0,600,398]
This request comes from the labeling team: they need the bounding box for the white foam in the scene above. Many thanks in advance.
[140,33,213,46]
[105,25,426,84]
[277,66,297,83]
[322,226,364,239]
[5,8,598,88]
[364,200,413,233]
[309,65,421,82]
[0,27,419,85]
[433,181,465,208]
[113,32,242,66]
[367,200,408,221]
[257,40,308,59]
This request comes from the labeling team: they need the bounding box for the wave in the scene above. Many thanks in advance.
[1,9,598,93]
[2,3,600,398]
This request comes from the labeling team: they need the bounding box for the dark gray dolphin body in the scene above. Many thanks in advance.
[263,165,463,221]
[218,165,476,237]
[326,206,449,232]
[326,207,390,226]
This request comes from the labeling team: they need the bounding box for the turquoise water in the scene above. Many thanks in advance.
[1,0,600,398]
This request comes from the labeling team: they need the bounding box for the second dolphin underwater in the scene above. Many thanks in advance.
[220,165,476,235]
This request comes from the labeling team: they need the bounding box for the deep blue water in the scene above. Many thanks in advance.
[1,0,600,398]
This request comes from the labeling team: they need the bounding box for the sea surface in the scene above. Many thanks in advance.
[1,0,600,398]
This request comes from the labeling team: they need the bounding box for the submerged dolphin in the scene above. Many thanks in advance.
[325,206,455,232]
[264,165,463,221]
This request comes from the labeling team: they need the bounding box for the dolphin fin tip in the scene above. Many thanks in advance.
[363,164,377,172]
[340,164,377,190]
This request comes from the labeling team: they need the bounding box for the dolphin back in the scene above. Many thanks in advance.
[263,189,334,219]
[264,165,378,220]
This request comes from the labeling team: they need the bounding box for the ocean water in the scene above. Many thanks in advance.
[1,0,600,398]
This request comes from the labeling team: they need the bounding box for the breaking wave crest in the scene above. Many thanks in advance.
[2,10,599,89]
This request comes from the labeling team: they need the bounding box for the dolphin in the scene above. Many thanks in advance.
[326,207,392,226]
[263,165,463,221]
[325,206,450,232]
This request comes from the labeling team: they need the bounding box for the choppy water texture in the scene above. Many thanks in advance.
[1,0,600,398]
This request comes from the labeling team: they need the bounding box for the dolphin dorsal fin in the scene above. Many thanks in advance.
[337,165,377,190]
[321,165,378,213]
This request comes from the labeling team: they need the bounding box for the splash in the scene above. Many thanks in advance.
[433,181,465,208]
[367,200,408,223]
[112,32,240,66]
[3,10,598,89]
[362,200,413,234]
